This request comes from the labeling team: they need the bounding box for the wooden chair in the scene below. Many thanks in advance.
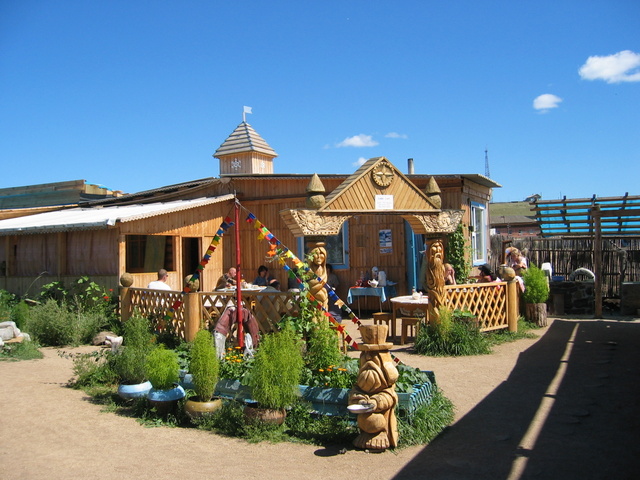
[400,317,421,345]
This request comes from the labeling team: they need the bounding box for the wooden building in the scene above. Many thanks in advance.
[0,121,500,308]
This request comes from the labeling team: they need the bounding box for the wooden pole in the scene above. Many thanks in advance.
[593,206,603,318]
[506,278,518,332]
[235,199,244,348]
[120,286,131,323]
[183,292,201,341]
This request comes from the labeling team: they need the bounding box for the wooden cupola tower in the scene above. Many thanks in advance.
[214,121,278,175]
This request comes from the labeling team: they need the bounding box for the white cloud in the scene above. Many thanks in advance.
[579,50,640,83]
[385,132,408,139]
[336,134,378,148]
[533,94,562,112]
[353,157,368,167]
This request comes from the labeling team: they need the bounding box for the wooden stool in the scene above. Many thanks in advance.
[400,317,421,345]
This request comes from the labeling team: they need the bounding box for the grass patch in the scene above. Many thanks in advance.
[415,309,540,357]
[487,318,539,346]
[0,340,43,361]
[398,388,455,447]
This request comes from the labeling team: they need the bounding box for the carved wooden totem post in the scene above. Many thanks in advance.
[348,324,399,450]
[426,238,446,324]
[308,241,328,313]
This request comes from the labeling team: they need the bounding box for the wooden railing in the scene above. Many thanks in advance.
[121,288,300,340]
[445,282,512,331]
[121,279,519,341]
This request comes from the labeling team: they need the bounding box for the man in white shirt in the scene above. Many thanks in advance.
[147,269,172,290]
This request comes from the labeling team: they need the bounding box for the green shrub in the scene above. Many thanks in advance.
[247,327,304,409]
[67,349,118,388]
[190,330,219,401]
[522,264,550,304]
[113,313,155,384]
[25,300,74,346]
[11,301,30,330]
[414,307,491,356]
[305,318,343,372]
[445,223,472,283]
[145,346,180,390]
[24,299,107,347]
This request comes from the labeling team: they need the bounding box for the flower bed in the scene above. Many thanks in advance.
[183,371,437,418]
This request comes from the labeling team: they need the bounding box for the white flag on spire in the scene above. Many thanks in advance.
[242,106,252,122]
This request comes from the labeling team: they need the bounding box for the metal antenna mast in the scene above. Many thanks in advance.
[484,148,491,178]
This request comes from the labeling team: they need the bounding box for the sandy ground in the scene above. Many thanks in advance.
[2,314,640,480]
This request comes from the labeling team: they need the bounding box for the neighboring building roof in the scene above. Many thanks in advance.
[0,179,123,209]
[490,201,534,217]
[491,215,538,226]
[213,122,277,158]
[0,195,234,235]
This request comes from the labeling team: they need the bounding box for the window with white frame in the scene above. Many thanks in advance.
[470,202,487,265]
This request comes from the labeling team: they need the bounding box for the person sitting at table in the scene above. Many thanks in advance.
[254,265,280,290]
[216,267,237,290]
[444,263,456,285]
[477,264,500,283]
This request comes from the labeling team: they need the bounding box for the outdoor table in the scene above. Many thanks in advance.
[389,295,429,341]
[347,284,397,317]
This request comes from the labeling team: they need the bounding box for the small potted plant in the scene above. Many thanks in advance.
[245,326,304,424]
[113,312,155,399]
[184,330,222,419]
[522,264,550,327]
[145,345,185,415]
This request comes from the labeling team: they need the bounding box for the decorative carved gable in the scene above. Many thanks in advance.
[318,157,440,213]
[280,157,462,237]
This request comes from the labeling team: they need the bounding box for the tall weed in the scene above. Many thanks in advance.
[414,307,491,356]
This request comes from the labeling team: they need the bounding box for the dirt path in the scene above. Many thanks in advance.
[2,316,639,479]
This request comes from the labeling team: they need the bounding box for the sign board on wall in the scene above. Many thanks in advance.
[375,195,394,210]
[379,229,392,254]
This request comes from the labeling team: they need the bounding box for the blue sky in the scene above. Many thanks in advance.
[1,1,638,203]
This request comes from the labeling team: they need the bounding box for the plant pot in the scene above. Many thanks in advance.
[184,397,223,419]
[117,381,152,400]
[243,405,286,425]
[147,384,186,415]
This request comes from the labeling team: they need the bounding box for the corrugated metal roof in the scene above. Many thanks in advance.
[213,122,277,157]
[0,195,234,235]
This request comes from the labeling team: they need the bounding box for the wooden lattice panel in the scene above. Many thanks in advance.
[128,288,186,339]
[444,283,508,331]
